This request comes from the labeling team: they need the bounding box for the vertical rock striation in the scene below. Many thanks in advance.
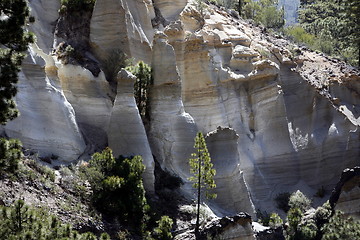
[90,0,154,63]
[3,55,86,163]
[108,70,155,192]
[4,0,359,217]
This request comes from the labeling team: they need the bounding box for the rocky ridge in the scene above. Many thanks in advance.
[1,0,359,231]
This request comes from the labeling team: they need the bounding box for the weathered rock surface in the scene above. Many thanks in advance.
[90,0,153,63]
[108,70,155,192]
[201,213,255,240]
[153,0,188,22]
[57,63,112,152]
[5,0,360,221]
[330,167,360,219]
[28,0,61,53]
[205,127,255,216]
[3,54,86,163]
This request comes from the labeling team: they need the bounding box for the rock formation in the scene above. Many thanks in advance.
[330,167,360,219]
[201,213,254,240]
[108,70,155,192]
[4,0,360,220]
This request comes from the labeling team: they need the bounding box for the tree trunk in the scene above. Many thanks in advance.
[195,148,201,238]
[238,0,242,16]
[358,41,360,67]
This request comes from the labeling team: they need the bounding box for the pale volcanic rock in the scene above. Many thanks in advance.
[153,0,188,21]
[90,0,153,63]
[149,32,198,190]
[330,167,360,219]
[57,63,113,150]
[8,0,360,223]
[108,70,155,192]
[4,57,86,162]
[152,32,181,85]
[28,0,61,53]
[206,127,255,217]
[229,45,260,74]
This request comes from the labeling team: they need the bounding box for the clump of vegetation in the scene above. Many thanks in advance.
[269,190,360,240]
[0,199,110,240]
[55,42,84,65]
[284,25,315,46]
[152,215,174,240]
[209,0,285,29]
[126,61,152,120]
[59,0,96,15]
[0,138,22,175]
[77,147,175,237]
[288,190,312,212]
[79,148,148,229]
[268,212,283,228]
[188,132,217,236]
[293,0,360,66]
[257,210,283,228]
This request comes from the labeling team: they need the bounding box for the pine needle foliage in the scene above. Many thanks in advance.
[82,148,149,233]
[126,61,152,120]
[0,199,110,240]
[0,0,35,124]
[188,132,216,236]
[0,138,22,174]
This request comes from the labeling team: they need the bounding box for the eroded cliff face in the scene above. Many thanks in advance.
[3,0,360,221]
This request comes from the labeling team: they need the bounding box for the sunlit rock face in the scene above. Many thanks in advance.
[90,0,154,63]
[153,0,188,22]
[57,63,113,152]
[6,0,360,216]
[205,127,255,216]
[108,70,155,192]
[28,0,61,53]
[148,32,197,180]
[3,56,86,163]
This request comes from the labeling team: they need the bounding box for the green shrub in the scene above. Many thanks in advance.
[83,148,149,232]
[126,61,152,120]
[285,25,315,46]
[282,195,360,240]
[269,213,283,229]
[275,192,291,212]
[288,190,312,212]
[286,207,303,240]
[152,215,173,240]
[101,49,127,83]
[257,209,271,226]
[55,43,83,64]
[242,0,284,29]
[322,211,360,240]
[0,199,109,239]
[0,138,22,174]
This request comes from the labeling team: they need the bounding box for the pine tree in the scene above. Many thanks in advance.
[188,132,216,237]
[0,0,35,124]
[126,61,152,120]
[298,0,359,66]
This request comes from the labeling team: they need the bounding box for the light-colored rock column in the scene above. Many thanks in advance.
[90,0,153,63]
[206,127,255,217]
[57,63,113,152]
[108,69,155,193]
[149,32,197,178]
[4,56,86,163]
